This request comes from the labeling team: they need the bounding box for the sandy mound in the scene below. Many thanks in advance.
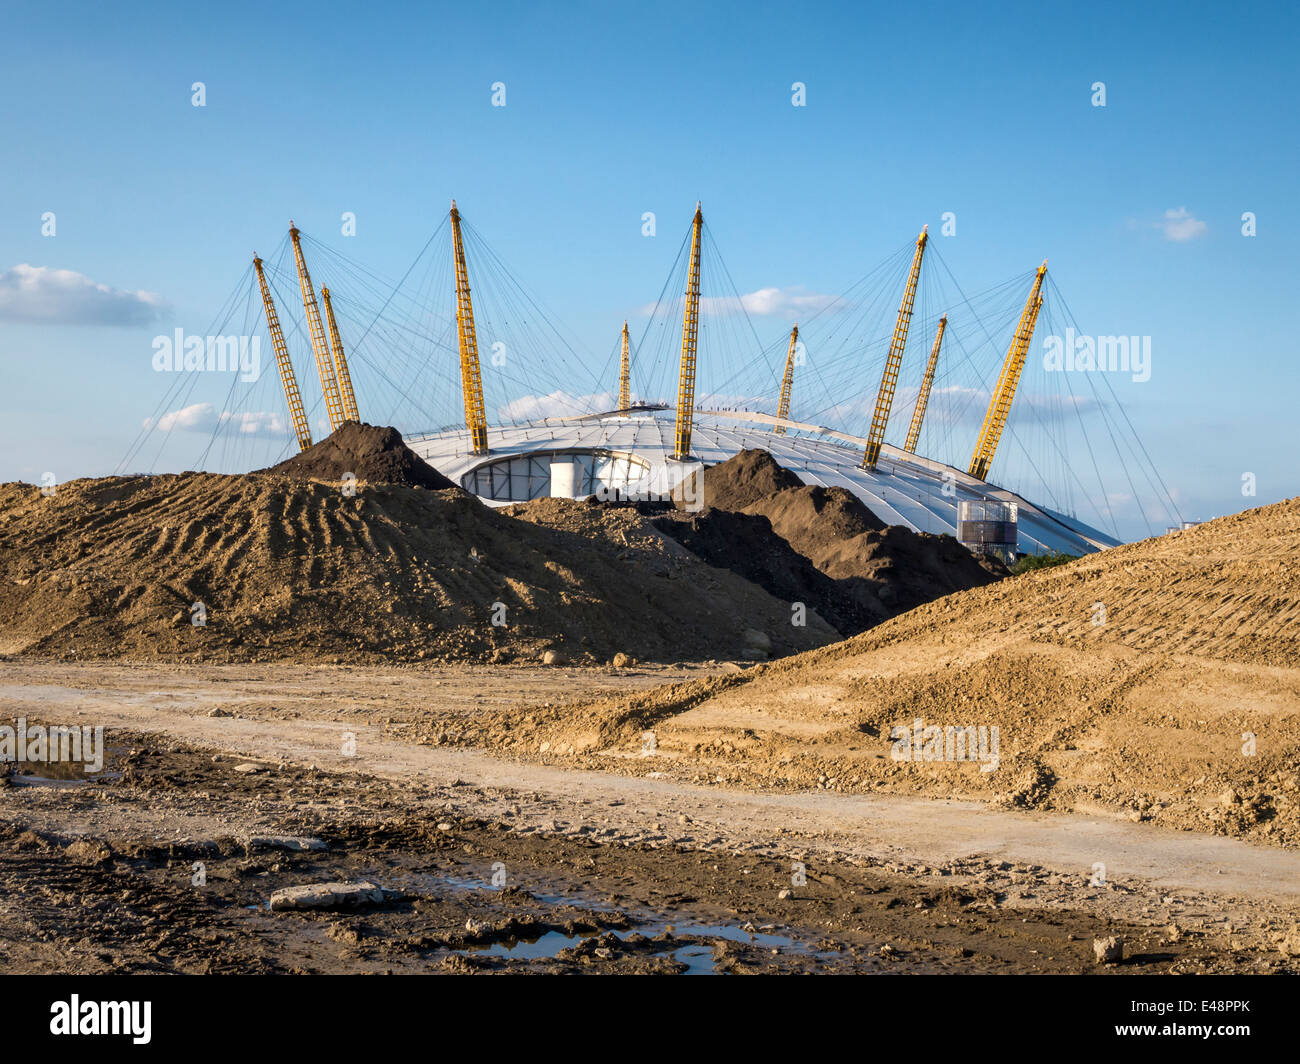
[479,497,1300,847]
[262,422,455,490]
[0,476,837,665]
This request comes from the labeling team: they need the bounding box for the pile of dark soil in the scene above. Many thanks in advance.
[660,449,1004,634]
[652,509,884,634]
[262,422,455,491]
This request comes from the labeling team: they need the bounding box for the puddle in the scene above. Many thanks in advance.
[459,920,831,974]
[248,856,843,974]
[467,929,600,960]
[4,759,122,787]
[670,943,716,975]
[676,922,791,948]
[2,740,125,787]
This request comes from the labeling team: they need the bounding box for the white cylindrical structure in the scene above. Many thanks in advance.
[549,460,579,498]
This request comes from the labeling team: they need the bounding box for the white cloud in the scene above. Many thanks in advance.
[732,286,837,317]
[0,263,165,326]
[143,403,292,438]
[1158,207,1207,242]
[640,285,836,318]
[496,390,615,421]
[223,411,292,436]
[147,403,217,432]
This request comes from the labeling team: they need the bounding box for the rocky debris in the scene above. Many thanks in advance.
[248,836,328,853]
[269,880,394,912]
[1093,935,1124,964]
[233,763,265,775]
[1276,927,1300,957]
[260,422,456,490]
[64,839,113,866]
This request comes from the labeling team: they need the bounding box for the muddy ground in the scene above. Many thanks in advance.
[2,661,1297,974]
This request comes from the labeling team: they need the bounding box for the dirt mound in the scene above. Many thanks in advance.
[263,422,455,490]
[665,449,1001,634]
[484,497,1300,848]
[827,523,1006,611]
[0,475,837,665]
[689,448,808,510]
[686,450,885,550]
[652,509,884,635]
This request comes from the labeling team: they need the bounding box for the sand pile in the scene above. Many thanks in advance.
[657,449,1001,633]
[262,422,455,490]
[0,469,837,666]
[479,497,1300,847]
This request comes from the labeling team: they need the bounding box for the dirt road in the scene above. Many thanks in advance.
[3,661,1297,973]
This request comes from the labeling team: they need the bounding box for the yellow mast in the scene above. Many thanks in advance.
[289,222,345,433]
[903,315,946,453]
[968,261,1048,481]
[775,324,798,435]
[618,320,631,410]
[320,286,360,424]
[862,225,928,470]
[253,255,312,453]
[449,199,489,455]
[672,202,704,461]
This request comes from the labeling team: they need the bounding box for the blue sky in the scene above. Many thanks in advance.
[1,0,1296,540]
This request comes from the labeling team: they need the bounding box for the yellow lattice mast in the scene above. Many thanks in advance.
[320,287,360,424]
[903,315,946,453]
[253,255,312,453]
[618,320,631,410]
[672,202,704,461]
[969,261,1048,481]
[449,200,489,455]
[862,225,928,470]
[775,324,798,435]
[289,223,345,433]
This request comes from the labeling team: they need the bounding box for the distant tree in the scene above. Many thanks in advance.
[1011,551,1079,575]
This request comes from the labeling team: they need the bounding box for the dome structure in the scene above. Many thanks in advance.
[406,405,1117,557]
